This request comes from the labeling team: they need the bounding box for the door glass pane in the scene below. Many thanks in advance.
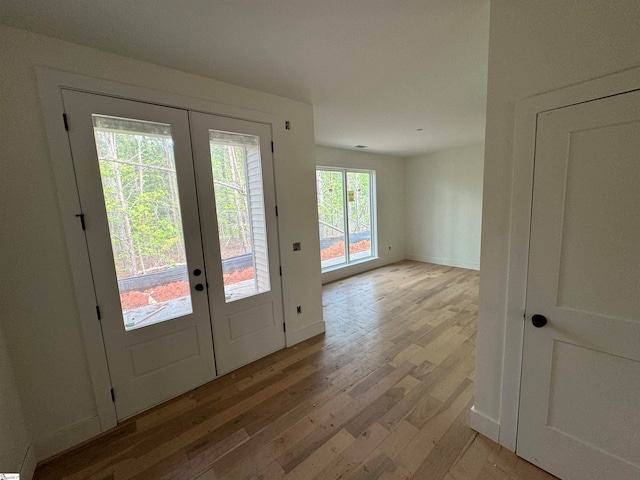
[208,130,270,302]
[347,172,372,260]
[316,170,346,269]
[92,115,193,331]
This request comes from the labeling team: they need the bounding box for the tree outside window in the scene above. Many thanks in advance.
[316,168,376,270]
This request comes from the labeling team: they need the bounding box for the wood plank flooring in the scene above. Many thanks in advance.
[34,261,557,480]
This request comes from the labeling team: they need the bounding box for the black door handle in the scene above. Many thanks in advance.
[532,314,547,328]
[193,268,202,276]
[195,284,204,291]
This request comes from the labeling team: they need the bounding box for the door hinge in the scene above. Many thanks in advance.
[271,141,274,153]
[63,113,69,131]
[110,388,115,402]
[285,120,290,130]
[279,266,282,276]
[283,322,286,332]
[75,213,86,230]
[275,205,279,217]
[96,305,101,321]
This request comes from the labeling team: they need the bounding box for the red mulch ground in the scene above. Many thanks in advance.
[120,267,256,309]
[320,239,371,261]
[120,241,370,309]
[224,267,255,285]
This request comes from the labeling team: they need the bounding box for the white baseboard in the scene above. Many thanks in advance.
[405,254,480,271]
[34,415,101,462]
[287,321,326,346]
[321,254,405,284]
[21,444,37,480]
[469,405,500,443]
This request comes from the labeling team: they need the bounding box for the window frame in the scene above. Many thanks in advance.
[316,166,377,272]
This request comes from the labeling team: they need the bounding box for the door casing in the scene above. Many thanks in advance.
[495,65,640,451]
[37,67,290,434]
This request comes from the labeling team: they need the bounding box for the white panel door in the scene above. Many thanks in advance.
[62,90,216,419]
[518,89,640,479]
[189,112,285,374]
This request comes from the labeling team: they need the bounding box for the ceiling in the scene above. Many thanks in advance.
[1,0,490,157]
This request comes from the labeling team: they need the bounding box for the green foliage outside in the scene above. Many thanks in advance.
[316,169,371,242]
[96,128,252,280]
[96,129,186,279]
[209,143,252,259]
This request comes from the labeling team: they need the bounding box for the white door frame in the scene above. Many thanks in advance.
[36,67,284,433]
[500,65,640,451]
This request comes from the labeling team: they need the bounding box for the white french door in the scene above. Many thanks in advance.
[190,112,285,375]
[62,90,284,419]
[63,90,216,419]
[517,89,640,479]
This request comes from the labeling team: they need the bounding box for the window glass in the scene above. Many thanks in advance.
[208,130,270,302]
[93,115,193,330]
[316,168,375,271]
[347,171,372,260]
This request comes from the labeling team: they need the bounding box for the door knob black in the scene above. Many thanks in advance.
[195,283,204,291]
[532,314,547,328]
[193,268,202,276]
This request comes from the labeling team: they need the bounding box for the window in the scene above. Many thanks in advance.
[316,168,376,271]
[207,129,271,303]
[92,114,193,330]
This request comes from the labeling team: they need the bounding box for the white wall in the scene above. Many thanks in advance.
[0,25,323,460]
[315,146,405,284]
[0,324,36,478]
[405,143,483,270]
[476,0,640,439]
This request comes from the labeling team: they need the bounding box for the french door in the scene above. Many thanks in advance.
[63,90,284,419]
[189,112,285,375]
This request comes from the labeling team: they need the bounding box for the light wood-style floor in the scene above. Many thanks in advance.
[35,261,557,480]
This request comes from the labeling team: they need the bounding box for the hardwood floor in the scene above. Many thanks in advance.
[34,261,557,480]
